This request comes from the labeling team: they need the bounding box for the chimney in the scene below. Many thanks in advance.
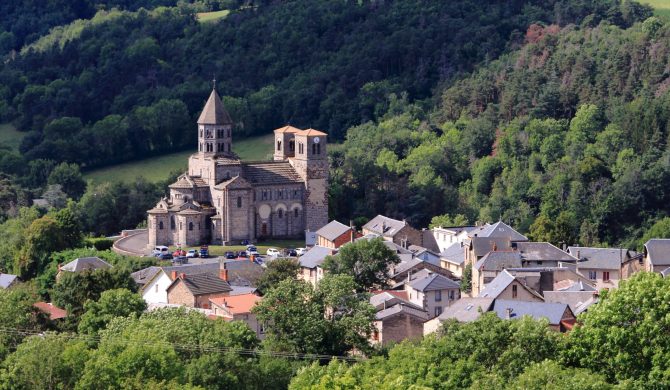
[492,242,497,251]
[171,270,177,280]
[220,269,229,281]
[179,272,186,280]
[505,308,513,320]
[350,219,354,229]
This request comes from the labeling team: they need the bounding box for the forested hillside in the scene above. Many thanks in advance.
[331,13,670,249]
[0,0,642,171]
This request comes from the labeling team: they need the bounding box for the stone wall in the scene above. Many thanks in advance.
[167,281,195,307]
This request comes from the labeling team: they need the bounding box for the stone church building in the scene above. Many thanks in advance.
[147,88,328,247]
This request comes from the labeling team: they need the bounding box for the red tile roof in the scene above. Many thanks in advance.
[34,302,67,320]
[210,293,261,315]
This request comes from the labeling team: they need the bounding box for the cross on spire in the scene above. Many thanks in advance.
[212,75,216,90]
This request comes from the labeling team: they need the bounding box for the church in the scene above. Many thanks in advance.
[147,87,329,247]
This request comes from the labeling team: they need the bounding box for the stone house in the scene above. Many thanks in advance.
[148,88,328,247]
[371,303,429,346]
[210,294,264,339]
[297,246,335,286]
[492,299,576,332]
[57,257,112,280]
[472,251,522,296]
[439,242,467,278]
[362,215,422,248]
[423,297,495,335]
[477,270,544,302]
[568,246,633,289]
[315,220,360,249]
[166,272,232,309]
[404,273,460,318]
[642,239,670,274]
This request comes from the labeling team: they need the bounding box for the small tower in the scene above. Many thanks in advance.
[197,82,234,158]
[291,128,329,232]
[273,125,301,161]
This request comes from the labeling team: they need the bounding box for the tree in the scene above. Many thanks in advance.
[0,333,90,390]
[0,284,46,361]
[639,217,670,249]
[430,213,470,229]
[47,162,86,200]
[322,238,399,291]
[78,288,147,335]
[460,263,472,293]
[14,216,65,279]
[564,272,670,383]
[253,276,375,355]
[256,257,300,294]
[506,360,611,390]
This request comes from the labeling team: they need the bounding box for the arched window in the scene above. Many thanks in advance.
[312,143,316,154]
[179,222,183,230]
[316,144,321,154]
[189,222,193,231]
[277,140,282,151]
[289,140,295,151]
[159,221,164,230]
[278,209,283,218]
[170,216,176,230]
[294,208,299,218]
[237,197,242,208]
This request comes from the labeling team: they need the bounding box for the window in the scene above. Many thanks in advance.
[603,271,610,282]
[512,284,518,299]
[179,222,183,230]
[199,143,202,152]
[449,290,455,300]
[588,271,597,280]
[237,197,242,208]
[171,216,176,230]
[159,221,164,230]
[294,208,299,218]
[435,290,442,302]
[312,143,316,154]
[277,140,282,151]
[278,209,283,218]
[200,129,203,137]
[189,222,193,231]
[316,143,321,154]
[155,284,158,293]
[298,143,303,154]
[435,307,442,317]
[289,140,295,151]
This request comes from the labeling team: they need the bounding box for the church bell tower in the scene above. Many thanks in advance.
[197,81,234,158]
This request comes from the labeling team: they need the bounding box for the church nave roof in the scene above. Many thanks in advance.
[241,161,303,185]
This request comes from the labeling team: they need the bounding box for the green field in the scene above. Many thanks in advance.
[83,134,274,185]
[196,10,230,22]
[0,123,25,151]
[646,0,670,18]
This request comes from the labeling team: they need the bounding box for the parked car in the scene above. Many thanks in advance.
[296,248,307,256]
[241,239,250,246]
[199,245,209,258]
[247,246,259,256]
[186,249,198,258]
[225,251,236,259]
[158,253,173,260]
[266,248,280,257]
[152,246,169,256]
[286,248,298,257]
[238,251,249,258]
[173,249,186,257]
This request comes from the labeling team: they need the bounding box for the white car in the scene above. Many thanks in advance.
[186,249,198,258]
[266,248,280,258]
[295,247,307,256]
[152,246,169,256]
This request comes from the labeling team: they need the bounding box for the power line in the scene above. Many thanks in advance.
[0,327,365,362]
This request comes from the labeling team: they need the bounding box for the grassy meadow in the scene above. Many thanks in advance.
[646,0,670,18]
[0,123,25,151]
[196,10,230,22]
[83,133,274,185]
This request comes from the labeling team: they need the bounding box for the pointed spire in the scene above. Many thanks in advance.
[197,85,233,125]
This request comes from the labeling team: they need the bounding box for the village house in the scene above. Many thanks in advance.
[33,302,68,321]
[492,299,576,332]
[439,242,467,278]
[132,262,220,305]
[472,251,522,295]
[404,272,460,318]
[57,257,112,280]
[362,215,422,249]
[166,272,232,309]
[642,239,670,274]
[210,293,265,339]
[315,220,360,249]
[389,257,454,287]
[568,246,635,289]
[477,270,544,302]
[297,245,335,286]
[371,303,428,346]
[432,225,478,252]
[423,297,495,335]
[147,88,329,247]
[0,273,18,289]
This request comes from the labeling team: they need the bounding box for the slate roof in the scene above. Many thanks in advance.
[162,261,220,278]
[568,246,628,270]
[214,175,252,190]
[363,215,407,237]
[316,220,351,241]
[474,251,522,271]
[229,286,258,296]
[514,242,578,263]
[493,299,571,326]
[409,273,460,292]
[370,291,421,311]
[375,303,429,321]
[299,246,334,269]
[644,239,670,266]
[437,297,495,323]
[170,273,232,296]
[130,266,162,286]
[433,225,478,234]
[469,221,528,241]
[478,269,543,300]
[221,259,265,287]
[471,237,512,257]
[392,258,423,276]
[241,161,303,185]
[197,88,233,125]
[61,257,112,272]
[440,243,466,265]
[0,273,18,289]
[556,280,597,292]
[574,296,599,315]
